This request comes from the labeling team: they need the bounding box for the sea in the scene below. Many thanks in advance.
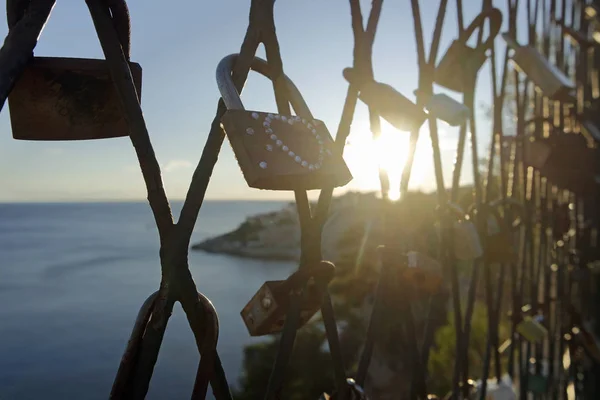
[0,200,297,400]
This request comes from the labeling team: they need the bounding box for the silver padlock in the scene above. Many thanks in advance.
[343,68,428,132]
[416,90,471,126]
[438,203,483,261]
[216,54,352,191]
[502,33,576,103]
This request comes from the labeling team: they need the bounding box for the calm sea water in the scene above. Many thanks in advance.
[0,201,296,399]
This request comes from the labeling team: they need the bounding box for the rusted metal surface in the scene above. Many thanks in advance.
[9,57,142,141]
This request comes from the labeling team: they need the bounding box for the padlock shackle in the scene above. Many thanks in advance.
[460,8,503,54]
[216,53,314,119]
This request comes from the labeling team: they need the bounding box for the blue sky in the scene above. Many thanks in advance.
[0,0,526,202]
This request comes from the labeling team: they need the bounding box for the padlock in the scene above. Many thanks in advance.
[403,251,444,294]
[342,68,427,132]
[502,33,576,103]
[434,8,502,92]
[421,92,471,127]
[523,134,600,195]
[8,2,142,141]
[516,315,548,343]
[438,203,483,261]
[8,57,143,141]
[217,54,352,190]
[240,261,335,336]
[474,199,523,264]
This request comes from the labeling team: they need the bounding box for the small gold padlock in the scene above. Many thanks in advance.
[9,57,143,141]
[502,33,576,103]
[342,68,428,132]
[240,261,335,337]
[217,54,352,191]
[434,8,502,93]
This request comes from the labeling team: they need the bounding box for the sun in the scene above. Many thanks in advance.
[342,120,430,200]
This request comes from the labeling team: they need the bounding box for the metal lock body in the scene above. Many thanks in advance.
[502,33,576,103]
[422,92,470,127]
[439,202,483,261]
[516,315,548,343]
[434,8,502,93]
[474,198,523,264]
[342,68,427,132]
[217,54,352,191]
[523,134,600,195]
[9,57,142,141]
[8,1,141,141]
[241,261,335,336]
[404,251,444,294]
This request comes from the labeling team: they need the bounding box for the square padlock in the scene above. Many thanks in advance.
[9,57,143,141]
[240,278,325,337]
[516,316,548,343]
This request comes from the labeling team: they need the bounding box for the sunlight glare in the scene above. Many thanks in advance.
[343,120,430,200]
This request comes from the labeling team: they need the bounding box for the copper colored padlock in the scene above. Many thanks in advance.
[8,57,142,141]
[434,8,502,92]
[241,261,335,336]
[217,54,352,191]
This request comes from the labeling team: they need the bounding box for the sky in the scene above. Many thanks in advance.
[0,0,529,203]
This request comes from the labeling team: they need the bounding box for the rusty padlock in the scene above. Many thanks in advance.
[437,202,483,261]
[241,261,335,337]
[523,134,600,195]
[217,54,352,191]
[502,33,576,103]
[8,2,142,141]
[434,8,502,93]
[342,68,427,132]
